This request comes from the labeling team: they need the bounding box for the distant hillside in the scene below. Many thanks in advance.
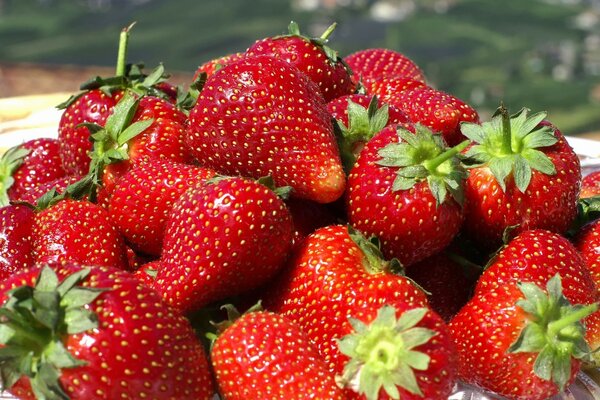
[1,0,599,134]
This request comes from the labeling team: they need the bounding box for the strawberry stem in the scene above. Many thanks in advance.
[548,303,598,338]
[500,103,513,155]
[115,22,135,77]
[320,22,337,41]
[423,140,469,173]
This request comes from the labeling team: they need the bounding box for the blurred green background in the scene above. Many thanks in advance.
[1,0,600,134]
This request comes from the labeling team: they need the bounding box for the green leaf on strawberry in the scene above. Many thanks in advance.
[0,146,31,207]
[462,105,558,193]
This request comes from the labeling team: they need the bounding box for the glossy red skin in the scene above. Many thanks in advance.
[3,263,215,400]
[385,86,479,146]
[449,283,580,400]
[133,260,161,287]
[109,160,215,256]
[346,126,465,266]
[211,311,345,400]
[477,229,600,353]
[0,205,35,280]
[367,76,427,100]
[246,37,354,102]
[575,219,600,288]
[344,48,426,88]
[58,89,118,175]
[262,225,429,371]
[16,175,81,204]
[405,252,477,322]
[185,55,345,204]
[155,177,294,312]
[580,170,600,198]
[32,199,128,270]
[8,138,66,201]
[193,52,245,81]
[462,122,581,249]
[326,93,411,128]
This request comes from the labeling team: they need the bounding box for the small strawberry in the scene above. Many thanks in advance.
[0,204,35,280]
[108,159,215,256]
[154,176,294,312]
[327,94,411,172]
[346,124,468,266]
[344,48,425,88]
[16,175,81,204]
[210,306,345,400]
[245,22,354,101]
[193,52,244,80]
[263,225,429,370]
[385,85,479,146]
[0,139,66,206]
[134,260,160,286]
[32,198,128,270]
[449,275,597,400]
[460,106,581,249]
[185,55,346,203]
[0,263,215,399]
[580,170,600,198]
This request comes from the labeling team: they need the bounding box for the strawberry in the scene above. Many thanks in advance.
[580,170,600,198]
[449,275,597,400]
[193,52,244,80]
[366,76,426,99]
[32,198,128,270]
[154,176,294,312]
[0,139,66,206]
[108,159,215,256]
[210,307,345,399]
[344,48,425,88]
[185,55,346,203]
[263,225,429,368]
[16,175,81,204]
[575,219,600,288]
[476,229,600,364]
[327,94,411,172]
[134,260,160,286]
[245,22,354,102]
[460,107,581,249]
[384,85,479,146]
[0,263,215,399]
[0,204,35,280]
[346,124,468,266]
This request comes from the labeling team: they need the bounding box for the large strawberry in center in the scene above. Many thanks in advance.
[185,55,346,204]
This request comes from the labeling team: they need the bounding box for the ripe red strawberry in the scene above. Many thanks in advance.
[0,204,35,280]
[327,94,411,171]
[108,159,215,256]
[0,263,215,399]
[245,22,354,102]
[16,175,82,204]
[0,139,66,206]
[193,52,244,80]
[449,275,596,400]
[32,199,128,269]
[344,48,426,88]
[346,124,468,266]
[476,229,600,364]
[263,225,429,366]
[575,219,600,288]
[366,76,426,99]
[580,170,600,198]
[185,55,345,203]
[461,107,581,249]
[211,308,345,399]
[385,85,479,146]
[154,176,294,312]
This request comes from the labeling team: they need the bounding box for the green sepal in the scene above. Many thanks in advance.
[256,176,293,200]
[376,124,468,206]
[177,72,206,112]
[507,274,598,391]
[568,195,600,236]
[336,305,436,400]
[461,105,558,194]
[0,145,31,207]
[0,265,107,399]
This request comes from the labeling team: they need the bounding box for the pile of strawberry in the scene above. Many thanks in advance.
[2,21,600,400]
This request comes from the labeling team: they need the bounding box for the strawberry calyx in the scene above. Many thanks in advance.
[0,265,105,398]
[0,146,30,207]
[508,274,597,391]
[336,305,437,399]
[207,302,263,341]
[335,96,389,173]
[348,226,403,275]
[274,21,345,67]
[461,104,558,193]
[376,124,468,206]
